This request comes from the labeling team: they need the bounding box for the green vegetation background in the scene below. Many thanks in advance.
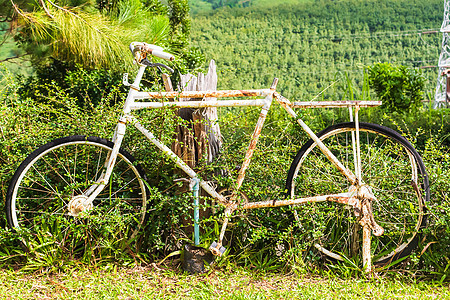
[189,0,440,101]
[0,0,449,280]
[184,0,450,279]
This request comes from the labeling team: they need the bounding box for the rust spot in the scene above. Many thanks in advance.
[241,193,350,210]
[145,89,270,99]
[327,196,351,205]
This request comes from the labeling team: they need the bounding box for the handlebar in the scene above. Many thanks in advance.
[129,42,175,63]
[142,61,174,74]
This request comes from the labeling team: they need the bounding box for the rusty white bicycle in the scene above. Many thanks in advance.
[5,42,429,272]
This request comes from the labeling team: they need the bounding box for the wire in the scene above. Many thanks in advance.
[301,28,441,41]
[218,59,439,76]
[194,28,441,44]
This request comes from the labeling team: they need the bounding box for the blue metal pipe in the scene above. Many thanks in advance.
[191,177,200,245]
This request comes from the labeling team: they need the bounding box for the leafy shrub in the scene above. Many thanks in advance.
[1,64,450,279]
[368,62,425,113]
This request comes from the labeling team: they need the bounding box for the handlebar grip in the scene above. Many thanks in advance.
[150,50,175,61]
[130,42,175,62]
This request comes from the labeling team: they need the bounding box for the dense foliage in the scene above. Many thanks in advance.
[190,0,441,103]
[4,0,204,104]
[368,62,425,113]
[0,0,449,280]
[6,0,196,71]
[200,0,249,9]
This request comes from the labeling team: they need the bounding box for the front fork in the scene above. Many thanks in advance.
[68,66,148,215]
[67,117,127,216]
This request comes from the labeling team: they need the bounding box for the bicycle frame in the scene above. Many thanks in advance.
[79,63,383,271]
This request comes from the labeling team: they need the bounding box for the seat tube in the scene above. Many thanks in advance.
[231,93,273,199]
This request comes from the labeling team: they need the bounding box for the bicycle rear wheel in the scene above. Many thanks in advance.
[286,122,428,267]
[6,135,148,249]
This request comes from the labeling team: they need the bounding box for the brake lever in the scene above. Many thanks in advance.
[142,59,174,73]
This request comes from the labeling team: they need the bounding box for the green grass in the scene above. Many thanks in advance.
[0,264,449,299]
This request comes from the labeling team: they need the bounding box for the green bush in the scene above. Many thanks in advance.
[368,62,426,113]
[1,64,450,279]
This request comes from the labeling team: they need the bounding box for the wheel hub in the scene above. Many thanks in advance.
[68,195,93,216]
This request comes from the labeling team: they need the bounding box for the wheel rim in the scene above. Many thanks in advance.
[9,139,147,247]
[288,124,427,266]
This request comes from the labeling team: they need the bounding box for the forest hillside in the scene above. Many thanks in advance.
[189,0,442,102]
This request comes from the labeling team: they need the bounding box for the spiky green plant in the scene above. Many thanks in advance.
[11,0,171,71]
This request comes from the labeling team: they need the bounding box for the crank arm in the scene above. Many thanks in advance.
[209,204,237,256]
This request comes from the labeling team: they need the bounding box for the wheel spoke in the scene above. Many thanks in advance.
[287,122,428,267]
[6,137,148,250]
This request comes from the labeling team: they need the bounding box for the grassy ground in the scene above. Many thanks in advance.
[1,264,449,299]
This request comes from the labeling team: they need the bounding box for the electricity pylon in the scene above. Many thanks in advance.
[434,0,450,108]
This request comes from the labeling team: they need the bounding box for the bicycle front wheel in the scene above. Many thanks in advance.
[286,122,428,268]
[6,135,148,249]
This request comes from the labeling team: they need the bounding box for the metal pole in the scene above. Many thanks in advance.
[348,107,358,178]
[190,177,201,246]
[354,106,362,182]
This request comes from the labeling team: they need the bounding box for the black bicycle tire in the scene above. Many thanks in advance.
[5,135,149,247]
[285,122,429,267]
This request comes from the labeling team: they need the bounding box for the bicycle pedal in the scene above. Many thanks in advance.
[209,241,226,256]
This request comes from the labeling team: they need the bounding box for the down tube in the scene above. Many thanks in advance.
[128,116,226,203]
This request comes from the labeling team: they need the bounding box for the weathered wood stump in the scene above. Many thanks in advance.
[162,60,221,237]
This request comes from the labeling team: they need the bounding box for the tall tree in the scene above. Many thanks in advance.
[3,0,199,73]
[8,0,174,71]
[4,0,202,106]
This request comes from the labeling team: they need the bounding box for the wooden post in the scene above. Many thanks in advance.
[163,60,222,237]
[170,60,221,166]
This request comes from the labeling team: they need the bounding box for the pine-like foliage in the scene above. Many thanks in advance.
[12,0,171,70]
